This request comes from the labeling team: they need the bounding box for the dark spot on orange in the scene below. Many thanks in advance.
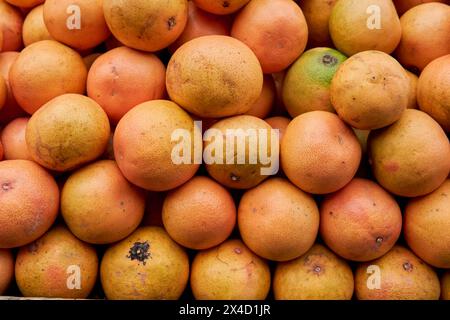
[222,1,230,7]
[384,161,399,172]
[127,241,151,265]
[167,16,176,30]
[322,54,338,66]
[403,261,413,272]
[1,182,12,191]
[234,248,242,254]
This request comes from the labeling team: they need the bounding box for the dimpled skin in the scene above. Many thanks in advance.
[193,0,250,15]
[417,54,450,132]
[190,239,271,300]
[10,40,87,114]
[299,0,338,47]
[368,109,450,197]
[281,111,361,194]
[0,1,23,51]
[273,244,354,300]
[329,0,401,56]
[404,180,450,268]
[113,100,199,191]
[330,50,409,130]
[22,5,53,47]
[395,3,450,71]
[166,35,263,118]
[0,160,59,248]
[320,178,402,262]
[15,226,98,299]
[162,176,236,250]
[62,160,146,244]
[355,246,440,300]
[0,249,14,295]
[87,46,166,124]
[100,227,189,300]
[204,115,274,190]
[103,0,188,52]
[238,178,319,262]
[231,0,308,74]
[26,94,111,172]
[0,117,32,160]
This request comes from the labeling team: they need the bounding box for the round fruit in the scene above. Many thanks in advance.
[83,53,101,70]
[329,0,401,56]
[0,0,23,51]
[103,0,188,52]
[368,109,450,197]
[114,100,199,191]
[169,1,230,52]
[100,226,189,300]
[283,47,347,117]
[9,40,87,114]
[166,35,263,118]
[330,50,409,130]
[0,117,32,160]
[404,180,450,268]
[5,0,44,8]
[299,0,337,47]
[245,75,275,119]
[264,116,290,143]
[231,0,308,73]
[320,178,402,261]
[26,94,110,172]
[0,74,6,109]
[87,46,166,124]
[442,272,450,300]
[394,0,447,16]
[281,111,361,194]
[193,0,250,15]
[273,244,354,300]
[417,54,450,131]
[15,226,98,299]
[162,176,236,250]
[0,160,59,248]
[395,3,450,71]
[190,239,271,300]
[355,246,441,300]
[22,5,52,47]
[43,0,110,50]
[0,249,14,295]
[238,177,319,261]
[204,115,275,189]
[406,70,418,109]
[62,160,146,244]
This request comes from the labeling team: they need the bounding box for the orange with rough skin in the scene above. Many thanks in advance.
[87,46,166,124]
[44,0,110,50]
[330,50,409,130]
[169,1,230,52]
[264,116,290,143]
[193,0,250,15]
[404,180,450,268]
[0,160,59,248]
[190,239,271,300]
[0,249,14,295]
[26,94,111,172]
[417,54,450,131]
[166,35,263,118]
[5,0,44,8]
[163,176,236,250]
[103,0,188,52]
[368,109,450,197]
[238,178,319,261]
[281,111,361,194]
[204,115,276,189]
[394,0,447,17]
[15,226,98,299]
[299,0,337,47]
[395,3,450,71]
[22,5,52,47]
[231,0,308,73]
[9,40,87,114]
[101,226,190,300]
[273,244,354,300]
[0,0,23,51]
[0,117,32,160]
[329,0,401,56]
[62,160,146,244]
[442,272,450,300]
[114,100,199,191]
[245,75,275,119]
[320,178,402,261]
[355,246,441,300]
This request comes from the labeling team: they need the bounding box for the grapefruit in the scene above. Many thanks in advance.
[442,272,450,300]
[193,0,250,15]
[264,116,290,143]
[22,5,52,47]
[0,249,13,295]
[0,0,23,51]
[0,117,32,160]
[299,0,337,47]
[245,75,275,119]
